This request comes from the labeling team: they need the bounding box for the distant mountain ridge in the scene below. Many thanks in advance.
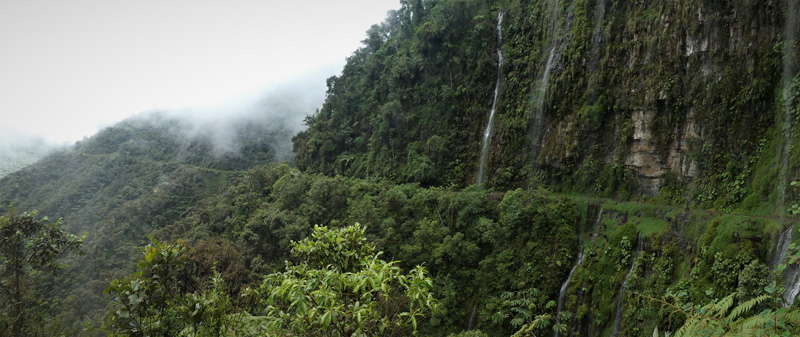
[0,90,319,334]
[0,129,62,179]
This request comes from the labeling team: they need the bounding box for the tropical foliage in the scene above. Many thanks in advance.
[0,207,84,336]
[248,223,438,336]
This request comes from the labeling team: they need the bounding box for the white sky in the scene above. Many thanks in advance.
[0,0,399,144]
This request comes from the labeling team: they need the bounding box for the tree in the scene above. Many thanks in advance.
[105,239,240,337]
[105,239,190,337]
[248,223,439,336]
[0,206,84,336]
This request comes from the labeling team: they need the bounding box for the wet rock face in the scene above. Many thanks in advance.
[294,0,792,203]
[515,0,785,198]
[624,106,699,196]
[626,109,661,196]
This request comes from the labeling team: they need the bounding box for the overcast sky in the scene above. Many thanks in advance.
[0,0,399,144]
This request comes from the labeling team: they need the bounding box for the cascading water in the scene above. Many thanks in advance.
[476,12,505,184]
[553,237,584,337]
[591,0,606,48]
[553,207,602,337]
[591,208,603,240]
[774,227,793,270]
[536,48,557,114]
[530,48,555,155]
[784,260,800,307]
[611,235,642,337]
[780,0,800,307]
[778,227,800,307]
[531,0,571,160]
[466,303,477,330]
[586,0,606,98]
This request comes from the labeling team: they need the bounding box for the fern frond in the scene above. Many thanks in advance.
[674,318,696,337]
[734,326,763,337]
[736,314,770,331]
[725,295,770,322]
[712,293,736,318]
[782,310,800,327]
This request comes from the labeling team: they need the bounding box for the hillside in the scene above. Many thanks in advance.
[0,0,799,336]
[0,107,306,334]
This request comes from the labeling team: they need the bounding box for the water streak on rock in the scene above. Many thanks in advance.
[477,12,505,184]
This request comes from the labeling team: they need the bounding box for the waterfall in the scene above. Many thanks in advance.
[591,0,606,47]
[476,12,505,184]
[592,207,603,240]
[553,244,584,337]
[587,0,606,97]
[531,0,570,160]
[611,235,642,337]
[778,0,797,240]
[781,228,800,306]
[466,303,478,330]
[785,267,800,307]
[530,48,556,156]
[780,0,800,307]
[775,227,793,270]
[536,48,557,114]
[553,207,602,337]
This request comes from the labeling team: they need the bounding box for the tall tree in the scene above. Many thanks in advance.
[0,206,84,336]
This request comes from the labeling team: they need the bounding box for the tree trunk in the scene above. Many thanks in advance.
[10,253,23,336]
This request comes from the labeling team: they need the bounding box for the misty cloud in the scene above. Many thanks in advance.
[0,128,65,178]
[89,64,336,168]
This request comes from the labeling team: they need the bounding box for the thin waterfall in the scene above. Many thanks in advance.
[781,0,800,307]
[530,48,555,157]
[553,241,584,337]
[466,303,478,330]
[785,266,800,307]
[774,227,793,270]
[779,0,799,215]
[536,48,557,115]
[531,0,568,160]
[587,0,606,98]
[591,207,603,239]
[591,0,606,48]
[476,12,505,184]
[611,235,642,337]
[554,207,602,337]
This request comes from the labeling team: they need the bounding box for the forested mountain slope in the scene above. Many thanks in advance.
[120,164,800,336]
[0,0,799,336]
[0,108,304,334]
[294,0,800,214]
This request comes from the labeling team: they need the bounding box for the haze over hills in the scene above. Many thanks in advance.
[0,128,65,179]
[0,1,800,336]
[0,73,329,334]
[0,67,328,227]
